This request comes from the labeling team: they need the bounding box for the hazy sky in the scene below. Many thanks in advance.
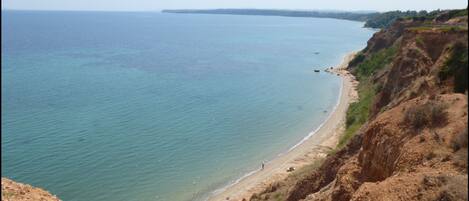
[2,0,467,12]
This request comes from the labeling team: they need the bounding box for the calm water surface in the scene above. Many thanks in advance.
[2,11,374,201]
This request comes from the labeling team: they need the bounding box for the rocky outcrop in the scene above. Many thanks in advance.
[1,178,61,201]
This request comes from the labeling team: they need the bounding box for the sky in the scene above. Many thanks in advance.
[2,0,467,12]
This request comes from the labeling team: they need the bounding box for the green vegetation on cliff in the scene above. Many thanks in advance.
[338,46,398,148]
[248,8,468,201]
[364,10,429,28]
[354,46,397,78]
[439,42,469,93]
[365,8,468,28]
[338,80,374,148]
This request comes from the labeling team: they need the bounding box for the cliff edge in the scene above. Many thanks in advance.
[1,178,61,201]
[249,9,468,201]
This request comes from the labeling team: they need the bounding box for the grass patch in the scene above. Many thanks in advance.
[272,192,284,201]
[439,42,468,93]
[288,158,325,180]
[345,81,375,128]
[408,25,467,32]
[355,45,397,79]
[338,122,362,149]
[338,79,375,148]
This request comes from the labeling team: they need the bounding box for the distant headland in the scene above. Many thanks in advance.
[162,8,462,28]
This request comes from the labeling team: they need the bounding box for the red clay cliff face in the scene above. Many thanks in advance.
[285,131,364,201]
[359,94,468,182]
[252,14,468,201]
[372,28,468,117]
[362,18,416,54]
[301,19,468,201]
[296,94,467,201]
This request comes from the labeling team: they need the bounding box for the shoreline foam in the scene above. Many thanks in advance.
[207,51,359,201]
[203,79,344,201]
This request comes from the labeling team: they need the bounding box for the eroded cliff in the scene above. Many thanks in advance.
[250,10,468,201]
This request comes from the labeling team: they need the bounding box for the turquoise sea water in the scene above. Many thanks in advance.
[2,11,374,201]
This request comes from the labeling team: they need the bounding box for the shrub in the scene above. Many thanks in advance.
[426,151,437,160]
[250,193,259,200]
[348,53,365,67]
[375,83,384,93]
[364,10,432,28]
[448,9,469,18]
[451,128,468,151]
[439,42,468,93]
[262,182,280,194]
[404,101,448,129]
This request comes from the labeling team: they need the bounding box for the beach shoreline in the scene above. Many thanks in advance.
[207,52,359,201]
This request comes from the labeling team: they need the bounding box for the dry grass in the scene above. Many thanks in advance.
[451,127,468,151]
[404,100,448,130]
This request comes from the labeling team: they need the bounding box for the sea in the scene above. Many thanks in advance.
[1,11,374,201]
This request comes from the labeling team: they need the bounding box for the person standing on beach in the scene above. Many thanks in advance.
[261,162,265,170]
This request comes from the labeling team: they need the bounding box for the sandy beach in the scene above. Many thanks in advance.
[208,52,359,201]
